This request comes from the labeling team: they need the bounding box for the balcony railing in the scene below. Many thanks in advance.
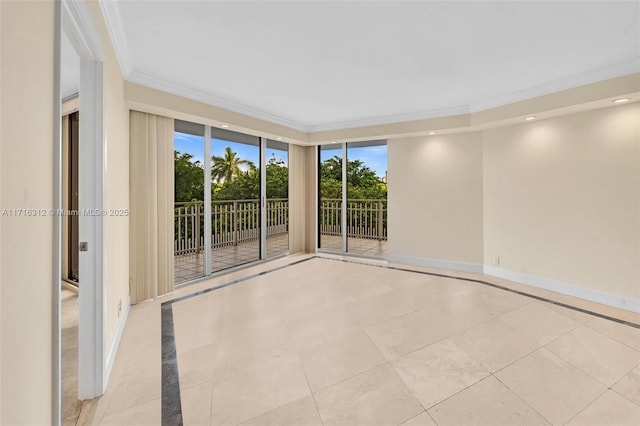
[320,198,387,241]
[174,199,288,256]
[174,198,387,256]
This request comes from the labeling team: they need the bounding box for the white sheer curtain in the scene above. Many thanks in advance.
[129,111,174,303]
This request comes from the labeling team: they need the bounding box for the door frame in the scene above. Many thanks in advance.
[60,0,106,405]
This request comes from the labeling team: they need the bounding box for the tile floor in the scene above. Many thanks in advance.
[62,287,81,426]
[92,255,640,426]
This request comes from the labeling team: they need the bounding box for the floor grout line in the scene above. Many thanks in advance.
[561,385,610,426]
[490,372,554,425]
[300,361,326,426]
[609,369,640,408]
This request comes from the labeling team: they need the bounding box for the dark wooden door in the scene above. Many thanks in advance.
[69,112,79,283]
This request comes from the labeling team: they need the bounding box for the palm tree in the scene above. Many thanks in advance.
[211,147,255,183]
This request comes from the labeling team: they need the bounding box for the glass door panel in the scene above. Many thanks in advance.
[210,128,261,271]
[174,120,206,283]
[266,139,289,257]
[346,141,388,257]
[319,144,344,251]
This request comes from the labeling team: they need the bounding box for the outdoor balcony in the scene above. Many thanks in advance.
[174,198,388,283]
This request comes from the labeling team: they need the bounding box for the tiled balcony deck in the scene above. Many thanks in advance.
[174,234,388,284]
[319,234,389,258]
[174,233,290,283]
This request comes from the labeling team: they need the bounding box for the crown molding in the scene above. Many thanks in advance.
[97,0,133,77]
[127,70,310,132]
[62,0,102,61]
[470,57,640,112]
[306,105,472,132]
[129,67,472,133]
[124,64,637,135]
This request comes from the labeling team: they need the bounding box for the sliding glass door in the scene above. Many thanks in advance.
[346,141,388,256]
[318,141,388,257]
[319,144,344,251]
[173,120,289,284]
[174,121,206,283]
[266,139,289,257]
[210,129,261,272]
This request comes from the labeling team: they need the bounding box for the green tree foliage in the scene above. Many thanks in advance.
[320,156,386,199]
[214,167,259,200]
[174,151,204,202]
[176,150,384,204]
[211,147,255,183]
[214,156,288,200]
[265,157,288,199]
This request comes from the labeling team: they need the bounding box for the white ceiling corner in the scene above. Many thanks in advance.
[98,0,133,78]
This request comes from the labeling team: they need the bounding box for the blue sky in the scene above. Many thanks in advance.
[175,132,388,177]
[174,132,288,170]
[348,145,388,178]
[320,144,388,178]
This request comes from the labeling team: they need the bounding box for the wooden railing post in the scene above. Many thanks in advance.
[195,203,201,253]
[233,200,238,246]
[377,200,383,241]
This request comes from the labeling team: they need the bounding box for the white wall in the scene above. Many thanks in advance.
[0,1,54,423]
[0,1,3,420]
[483,103,640,308]
[388,132,484,271]
[388,103,639,311]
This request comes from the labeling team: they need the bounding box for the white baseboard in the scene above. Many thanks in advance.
[386,254,639,313]
[484,265,640,313]
[387,255,484,274]
[103,295,131,392]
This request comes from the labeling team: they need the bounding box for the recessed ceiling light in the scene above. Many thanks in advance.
[276,137,282,140]
[331,141,337,144]
[220,124,229,128]
[524,116,537,121]
[613,98,630,104]
[428,131,437,135]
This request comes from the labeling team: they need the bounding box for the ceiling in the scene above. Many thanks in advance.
[61,30,80,100]
[101,1,639,132]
